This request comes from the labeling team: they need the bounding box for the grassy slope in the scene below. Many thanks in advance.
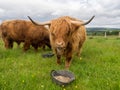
[0,36,120,90]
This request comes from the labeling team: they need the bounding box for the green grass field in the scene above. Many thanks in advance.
[0,36,120,90]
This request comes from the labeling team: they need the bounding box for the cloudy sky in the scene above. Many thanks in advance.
[0,0,120,28]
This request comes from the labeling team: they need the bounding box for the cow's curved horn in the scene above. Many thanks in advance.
[71,15,95,26]
[27,16,51,26]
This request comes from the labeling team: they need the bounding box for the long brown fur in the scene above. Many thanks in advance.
[1,20,51,51]
[49,16,86,69]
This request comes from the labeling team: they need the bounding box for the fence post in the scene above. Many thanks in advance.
[104,31,107,38]
[118,32,120,38]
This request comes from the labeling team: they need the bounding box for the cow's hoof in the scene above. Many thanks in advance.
[65,65,70,69]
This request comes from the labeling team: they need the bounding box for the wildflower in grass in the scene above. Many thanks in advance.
[32,74,34,78]
[80,57,82,60]
[63,88,66,90]
[20,63,23,66]
[22,80,24,83]
[41,85,44,88]
[75,85,78,88]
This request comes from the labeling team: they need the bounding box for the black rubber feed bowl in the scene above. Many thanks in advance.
[42,53,54,58]
[51,70,75,86]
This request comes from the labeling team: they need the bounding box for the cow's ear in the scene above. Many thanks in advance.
[44,25,50,30]
[48,24,51,28]
[71,23,80,31]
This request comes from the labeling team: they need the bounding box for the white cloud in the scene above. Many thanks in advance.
[0,0,120,28]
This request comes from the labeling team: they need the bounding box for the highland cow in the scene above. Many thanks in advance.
[0,20,51,51]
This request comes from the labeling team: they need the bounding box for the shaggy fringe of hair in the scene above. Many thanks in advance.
[50,16,86,54]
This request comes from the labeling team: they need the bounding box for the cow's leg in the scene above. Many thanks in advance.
[56,55,61,64]
[76,43,83,57]
[46,42,51,49]
[32,44,38,52]
[65,56,72,69]
[42,44,45,50]
[9,40,13,48]
[65,51,72,69]
[4,39,9,49]
[4,38,13,49]
[23,40,30,51]
[55,48,61,64]
[34,47,38,52]
[17,42,21,48]
[38,43,45,50]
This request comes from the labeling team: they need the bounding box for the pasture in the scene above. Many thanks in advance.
[0,36,120,90]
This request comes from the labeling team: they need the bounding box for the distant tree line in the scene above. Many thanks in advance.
[87,30,120,36]
[86,28,120,36]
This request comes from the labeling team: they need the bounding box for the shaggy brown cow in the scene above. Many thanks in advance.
[0,20,51,51]
[28,16,95,69]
